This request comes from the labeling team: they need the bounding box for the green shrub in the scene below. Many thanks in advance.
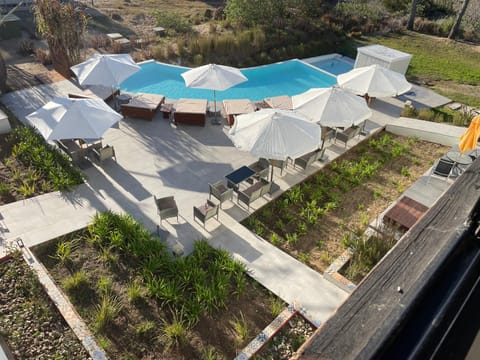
[343,234,397,283]
[93,295,123,333]
[96,275,113,296]
[417,108,437,122]
[135,320,155,339]
[401,105,418,118]
[8,126,83,191]
[62,270,92,304]
[153,11,192,34]
[229,311,249,347]
[160,310,189,350]
[126,279,143,303]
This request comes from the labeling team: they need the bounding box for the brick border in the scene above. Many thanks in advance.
[15,244,108,360]
[235,302,318,359]
[324,248,356,293]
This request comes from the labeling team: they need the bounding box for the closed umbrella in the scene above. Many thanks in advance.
[337,64,411,99]
[459,115,480,153]
[229,108,322,180]
[181,64,247,123]
[25,97,122,141]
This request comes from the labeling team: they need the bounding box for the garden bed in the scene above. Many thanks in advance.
[0,126,83,205]
[242,132,448,279]
[0,252,89,359]
[34,211,281,359]
[252,313,315,360]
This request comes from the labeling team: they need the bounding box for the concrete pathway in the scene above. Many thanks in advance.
[0,79,460,324]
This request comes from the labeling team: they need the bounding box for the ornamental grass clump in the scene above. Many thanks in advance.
[87,211,251,327]
[8,126,83,190]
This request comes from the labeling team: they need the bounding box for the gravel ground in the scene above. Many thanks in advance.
[0,252,90,360]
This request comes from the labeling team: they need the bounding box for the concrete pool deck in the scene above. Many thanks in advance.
[0,78,459,326]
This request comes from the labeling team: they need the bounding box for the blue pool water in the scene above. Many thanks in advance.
[310,58,354,76]
[120,59,337,101]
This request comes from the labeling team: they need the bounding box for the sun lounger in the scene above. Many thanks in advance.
[120,93,165,121]
[68,85,119,102]
[263,95,293,110]
[222,99,256,127]
[174,98,208,126]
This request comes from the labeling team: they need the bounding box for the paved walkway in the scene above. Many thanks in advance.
[0,79,458,324]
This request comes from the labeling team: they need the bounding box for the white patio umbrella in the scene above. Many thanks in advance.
[70,53,141,88]
[181,64,247,123]
[292,87,372,127]
[25,97,122,141]
[229,108,322,180]
[337,64,412,98]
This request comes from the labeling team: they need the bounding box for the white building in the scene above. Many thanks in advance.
[354,45,412,75]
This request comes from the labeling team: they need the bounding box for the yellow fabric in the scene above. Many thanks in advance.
[459,115,480,153]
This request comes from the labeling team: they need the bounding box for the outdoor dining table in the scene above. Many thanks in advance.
[446,151,473,165]
[225,166,256,190]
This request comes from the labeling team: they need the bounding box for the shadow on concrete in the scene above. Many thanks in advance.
[208,224,263,263]
[102,161,152,201]
[157,160,235,192]
[371,98,403,118]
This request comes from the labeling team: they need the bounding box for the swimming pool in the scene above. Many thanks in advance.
[120,59,338,101]
[304,54,354,76]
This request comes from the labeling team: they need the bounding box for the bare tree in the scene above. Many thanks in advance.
[34,0,86,77]
[407,0,419,31]
[448,0,471,39]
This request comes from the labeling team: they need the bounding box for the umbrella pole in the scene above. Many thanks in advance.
[270,159,274,182]
[212,90,220,125]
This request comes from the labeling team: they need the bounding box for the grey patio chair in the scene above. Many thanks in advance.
[92,145,116,164]
[427,158,455,183]
[154,195,178,223]
[193,199,219,227]
[260,158,287,175]
[294,148,326,170]
[208,181,233,208]
[249,158,270,180]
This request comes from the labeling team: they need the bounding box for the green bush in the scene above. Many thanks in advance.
[8,126,83,190]
[93,295,123,333]
[153,11,192,34]
[343,234,397,283]
[62,270,92,304]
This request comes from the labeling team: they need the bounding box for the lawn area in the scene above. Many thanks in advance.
[242,132,448,278]
[34,211,281,359]
[344,31,480,107]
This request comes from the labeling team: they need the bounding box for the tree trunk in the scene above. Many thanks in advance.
[407,0,419,30]
[0,53,6,94]
[448,0,470,39]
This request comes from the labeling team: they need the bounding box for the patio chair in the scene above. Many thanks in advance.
[193,199,219,227]
[91,145,116,164]
[154,195,179,223]
[335,126,362,148]
[237,178,271,210]
[294,148,325,170]
[427,158,455,183]
[249,158,270,180]
[208,181,233,208]
[260,158,287,175]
